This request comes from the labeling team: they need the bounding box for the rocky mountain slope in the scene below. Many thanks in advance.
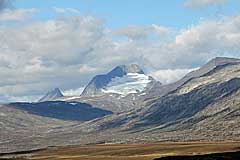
[142,57,240,101]
[38,88,64,102]
[1,57,240,153]
[48,64,160,113]
[139,57,240,126]
[0,104,76,153]
[68,57,240,142]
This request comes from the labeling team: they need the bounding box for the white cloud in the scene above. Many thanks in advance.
[151,24,170,37]
[79,65,99,74]
[116,25,151,40]
[0,14,240,102]
[53,7,66,14]
[4,95,40,102]
[53,7,80,14]
[184,0,227,9]
[150,68,199,84]
[0,8,37,22]
[64,87,84,96]
[66,8,81,14]
[116,25,170,40]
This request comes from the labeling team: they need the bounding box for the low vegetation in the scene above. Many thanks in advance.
[1,142,240,160]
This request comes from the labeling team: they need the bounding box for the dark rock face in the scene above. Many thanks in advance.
[81,64,145,96]
[38,88,64,102]
[10,101,113,121]
[108,64,145,77]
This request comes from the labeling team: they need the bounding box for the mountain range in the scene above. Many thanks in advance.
[1,57,240,153]
[38,64,159,113]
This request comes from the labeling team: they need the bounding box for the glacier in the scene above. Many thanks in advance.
[101,73,152,96]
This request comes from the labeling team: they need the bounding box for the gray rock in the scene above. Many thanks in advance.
[38,88,64,102]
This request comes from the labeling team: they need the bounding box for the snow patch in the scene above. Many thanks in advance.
[70,102,78,105]
[59,96,81,101]
[102,73,152,96]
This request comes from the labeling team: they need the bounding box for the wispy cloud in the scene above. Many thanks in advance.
[0,8,37,22]
[53,7,80,14]
[150,68,199,84]
[184,0,227,9]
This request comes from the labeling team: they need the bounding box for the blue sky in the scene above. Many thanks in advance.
[1,0,240,102]
[15,0,240,28]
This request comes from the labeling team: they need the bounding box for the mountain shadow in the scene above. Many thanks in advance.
[9,101,113,121]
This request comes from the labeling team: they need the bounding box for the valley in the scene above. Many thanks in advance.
[1,58,240,159]
[1,1,240,159]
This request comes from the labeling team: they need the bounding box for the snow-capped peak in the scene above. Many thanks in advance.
[81,64,158,97]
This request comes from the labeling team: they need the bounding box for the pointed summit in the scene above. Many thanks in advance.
[81,64,156,96]
[120,64,144,74]
[38,88,64,102]
[109,64,144,76]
